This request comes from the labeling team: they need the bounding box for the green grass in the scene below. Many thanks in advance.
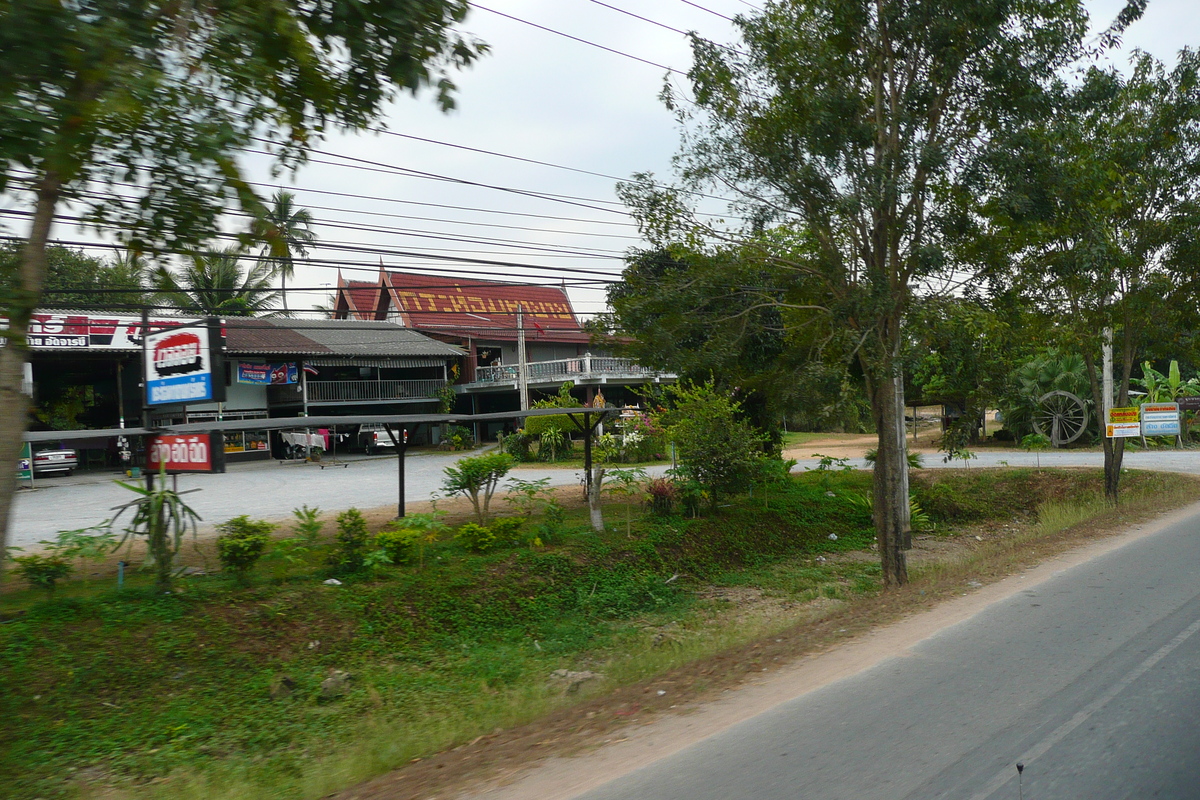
[781,431,838,449]
[1,467,1188,800]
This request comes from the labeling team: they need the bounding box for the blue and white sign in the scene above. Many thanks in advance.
[1141,403,1181,437]
[144,322,221,406]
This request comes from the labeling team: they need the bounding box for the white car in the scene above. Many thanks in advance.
[33,447,78,477]
[357,423,399,455]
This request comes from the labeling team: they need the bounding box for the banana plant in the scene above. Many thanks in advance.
[1132,360,1200,403]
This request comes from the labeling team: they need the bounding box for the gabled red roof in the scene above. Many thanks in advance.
[341,279,381,320]
[378,271,589,343]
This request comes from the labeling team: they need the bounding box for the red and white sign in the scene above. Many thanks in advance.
[146,433,225,473]
[152,332,205,376]
[5,313,204,350]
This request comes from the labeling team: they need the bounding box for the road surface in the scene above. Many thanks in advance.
[11,446,1200,549]
[485,503,1200,800]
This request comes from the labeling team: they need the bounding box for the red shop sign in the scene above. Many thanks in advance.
[146,433,226,474]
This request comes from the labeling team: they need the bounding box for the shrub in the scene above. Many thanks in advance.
[489,516,526,546]
[12,554,73,594]
[216,516,275,583]
[500,430,535,461]
[646,477,679,516]
[329,508,370,574]
[375,527,421,566]
[456,522,497,552]
[662,382,766,499]
[441,424,475,451]
[383,511,449,568]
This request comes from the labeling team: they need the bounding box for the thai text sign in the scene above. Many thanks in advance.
[16,442,32,481]
[1106,422,1141,438]
[145,322,221,405]
[1108,407,1140,424]
[146,433,225,473]
[1141,403,1181,437]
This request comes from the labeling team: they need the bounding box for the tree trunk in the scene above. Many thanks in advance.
[0,171,61,585]
[866,365,911,587]
[588,466,605,532]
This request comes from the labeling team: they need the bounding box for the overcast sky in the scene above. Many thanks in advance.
[16,0,1200,318]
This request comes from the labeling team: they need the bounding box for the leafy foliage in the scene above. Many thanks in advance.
[215,516,275,584]
[662,383,766,501]
[442,453,515,524]
[10,554,72,594]
[153,246,281,316]
[329,509,370,576]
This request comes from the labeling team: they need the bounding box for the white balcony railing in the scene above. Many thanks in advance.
[471,355,664,385]
[302,379,445,403]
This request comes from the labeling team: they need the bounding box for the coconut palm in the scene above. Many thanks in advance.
[256,190,317,313]
[154,247,281,316]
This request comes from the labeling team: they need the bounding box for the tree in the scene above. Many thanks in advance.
[618,0,1094,585]
[154,247,281,316]
[256,190,317,314]
[0,0,484,578]
[442,453,515,524]
[978,51,1200,501]
[0,244,149,308]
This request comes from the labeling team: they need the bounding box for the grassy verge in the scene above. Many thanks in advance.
[2,468,1196,800]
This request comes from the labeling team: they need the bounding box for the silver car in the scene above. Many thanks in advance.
[33,447,78,477]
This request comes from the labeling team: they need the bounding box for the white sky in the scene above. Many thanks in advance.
[11,0,1200,318]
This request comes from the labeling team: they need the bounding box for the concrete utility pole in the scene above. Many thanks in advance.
[516,304,530,411]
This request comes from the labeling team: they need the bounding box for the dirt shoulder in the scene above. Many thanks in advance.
[333,477,1200,800]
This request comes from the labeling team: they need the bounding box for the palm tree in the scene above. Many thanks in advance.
[105,249,151,306]
[256,190,316,313]
[154,247,281,316]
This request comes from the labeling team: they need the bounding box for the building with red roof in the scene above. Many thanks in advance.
[334,269,673,424]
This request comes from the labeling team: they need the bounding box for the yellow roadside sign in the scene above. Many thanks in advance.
[1108,407,1139,424]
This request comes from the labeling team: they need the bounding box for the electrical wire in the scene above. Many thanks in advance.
[473,3,686,75]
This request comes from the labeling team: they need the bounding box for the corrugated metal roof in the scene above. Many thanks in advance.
[225,318,463,358]
[378,271,591,343]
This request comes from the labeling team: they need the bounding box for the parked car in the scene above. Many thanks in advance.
[357,423,399,455]
[33,447,78,477]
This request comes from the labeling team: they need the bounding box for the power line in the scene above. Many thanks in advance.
[678,0,735,22]
[474,3,686,74]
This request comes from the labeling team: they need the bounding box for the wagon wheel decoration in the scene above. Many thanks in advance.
[1032,390,1089,447]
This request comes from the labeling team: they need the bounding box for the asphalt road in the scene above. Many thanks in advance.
[566,505,1200,800]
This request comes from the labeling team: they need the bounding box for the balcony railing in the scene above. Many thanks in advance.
[471,356,664,385]
[273,379,446,404]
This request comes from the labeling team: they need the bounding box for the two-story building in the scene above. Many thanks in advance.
[333,269,674,437]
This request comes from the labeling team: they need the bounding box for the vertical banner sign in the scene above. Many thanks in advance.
[16,442,32,482]
[144,319,225,406]
[1140,403,1181,437]
[146,433,226,473]
[1106,407,1141,438]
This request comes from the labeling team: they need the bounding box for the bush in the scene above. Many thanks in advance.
[646,477,679,516]
[500,430,535,461]
[216,516,275,583]
[329,508,370,574]
[441,425,475,451]
[489,516,526,546]
[375,527,421,566]
[456,522,497,552]
[12,554,72,594]
[662,382,766,499]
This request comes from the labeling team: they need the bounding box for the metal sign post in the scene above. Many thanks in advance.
[384,426,410,518]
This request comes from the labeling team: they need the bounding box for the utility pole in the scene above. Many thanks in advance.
[1102,327,1114,422]
[516,304,530,411]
